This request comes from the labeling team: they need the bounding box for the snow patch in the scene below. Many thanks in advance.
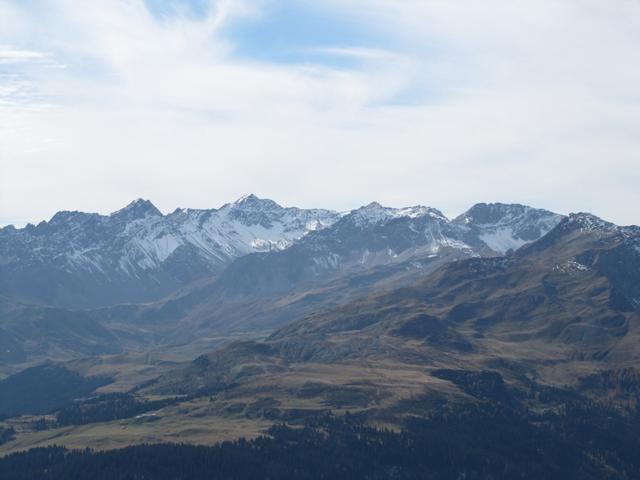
[479,228,528,254]
[553,260,590,273]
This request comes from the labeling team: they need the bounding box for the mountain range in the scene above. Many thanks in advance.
[0,196,562,371]
[1,195,639,469]
[0,196,560,308]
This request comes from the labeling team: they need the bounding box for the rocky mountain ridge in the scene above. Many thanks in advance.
[0,195,340,307]
[0,197,562,308]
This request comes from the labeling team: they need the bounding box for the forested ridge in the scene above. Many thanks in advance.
[2,401,640,480]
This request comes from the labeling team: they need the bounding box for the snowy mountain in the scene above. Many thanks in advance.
[452,202,563,254]
[0,197,562,308]
[166,194,339,258]
[0,195,340,307]
[305,201,563,266]
[215,202,563,295]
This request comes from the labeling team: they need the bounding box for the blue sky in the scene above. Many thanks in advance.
[221,3,386,64]
[145,0,388,58]
[145,0,212,18]
[1,0,639,226]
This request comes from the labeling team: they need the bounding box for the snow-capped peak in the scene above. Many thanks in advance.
[398,206,448,221]
[350,203,399,226]
[348,202,447,227]
[454,203,563,254]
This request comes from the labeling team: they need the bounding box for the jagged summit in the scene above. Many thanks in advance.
[364,201,383,209]
[235,193,259,203]
[349,202,393,225]
[229,193,283,215]
[112,198,162,219]
[230,194,281,208]
[233,194,270,205]
[48,210,95,225]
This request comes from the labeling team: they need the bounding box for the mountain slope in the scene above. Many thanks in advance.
[266,212,640,364]
[150,213,640,415]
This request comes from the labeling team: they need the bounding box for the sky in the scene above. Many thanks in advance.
[1,0,639,226]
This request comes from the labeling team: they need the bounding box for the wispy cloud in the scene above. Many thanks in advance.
[0,0,639,227]
[0,46,49,63]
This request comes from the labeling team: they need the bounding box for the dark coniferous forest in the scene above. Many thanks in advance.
[2,402,640,480]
